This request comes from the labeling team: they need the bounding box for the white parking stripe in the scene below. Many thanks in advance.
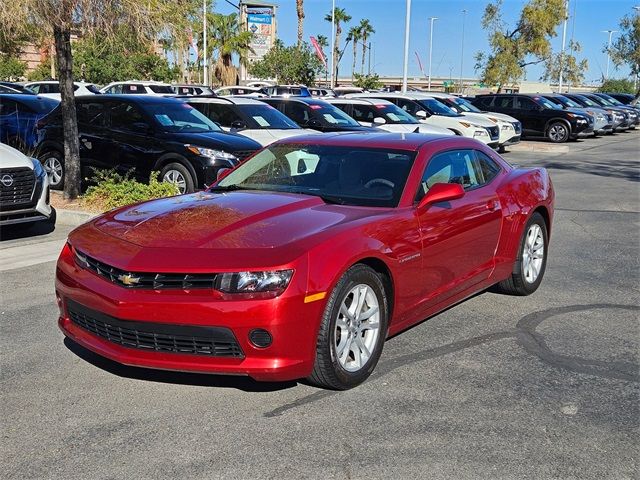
[0,239,65,272]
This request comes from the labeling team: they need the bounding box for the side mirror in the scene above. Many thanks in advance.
[415,110,428,119]
[373,117,387,125]
[230,120,247,131]
[417,183,465,210]
[216,167,231,181]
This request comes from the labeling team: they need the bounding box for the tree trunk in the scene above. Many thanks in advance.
[296,0,305,47]
[352,41,357,81]
[54,26,81,200]
[334,27,341,86]
[361,36,367,75]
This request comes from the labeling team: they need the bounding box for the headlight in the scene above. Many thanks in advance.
[215,270,294,294]
[501,123,513,130]
[31,158,47,180]
[186,145,238,161]
[473,129,489,137]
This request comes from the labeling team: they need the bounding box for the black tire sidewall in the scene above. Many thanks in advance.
[548,122,569,143]
[160,162,195,194]
[319,265,388,389]
[514,212,548,294]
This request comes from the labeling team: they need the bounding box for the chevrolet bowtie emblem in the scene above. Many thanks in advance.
[118,274,141,286]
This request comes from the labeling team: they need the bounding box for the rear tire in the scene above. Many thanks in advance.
[160,162,195,194]
[308,264,388,390]
[547,122,570,143]
[41,151,64,190]
[495,212,548,296]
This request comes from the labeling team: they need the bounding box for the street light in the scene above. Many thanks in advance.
[402,0,411,93]
[459,9,467,94]
[427,17,438,90]
[558,0,568,93]
[602,29,618,80]
[330,0,336,88]
[203,0,208,86]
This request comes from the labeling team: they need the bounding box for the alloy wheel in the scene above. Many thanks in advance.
[43,157,63,186]
[522,224,544,284]
[163,169,187,194]
[549,124,567,142]
[334,284,381,372]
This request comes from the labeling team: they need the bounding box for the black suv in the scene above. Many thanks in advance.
[35,96,260,193]
[260,97,378,133]
[470,94,593,142]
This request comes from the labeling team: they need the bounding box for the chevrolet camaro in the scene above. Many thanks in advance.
[56,133,554,390]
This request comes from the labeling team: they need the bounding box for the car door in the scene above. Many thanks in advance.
[107,101,158,180]
[76,100,111,173]
[414,148,503,307]
[514,96,543,135]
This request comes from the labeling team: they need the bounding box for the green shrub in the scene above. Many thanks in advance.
[598,78,636,94]
[81,170,180,212]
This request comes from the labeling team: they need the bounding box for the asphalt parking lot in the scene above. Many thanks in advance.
[1,131,638,480]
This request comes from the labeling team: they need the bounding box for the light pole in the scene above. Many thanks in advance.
[459,9,467,94]
[330,0,336,88]
[558,0,568,93]
[602,29,618,80]
[402,0,411,93]
[203,0,208,86]
[427,17,438,90]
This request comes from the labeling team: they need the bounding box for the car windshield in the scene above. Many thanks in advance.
[573,95,598,107]
[534,96,562,109]
[238,104,299,129]
[584,95,607,106]
[145,102,222,132]
[555,95,581,108]
[416,98,460,117]
[85,84,101,94]
[310,105,361,126]
[370,104,419,124]
[445,97,482,113]
[215,144,416,207]
[597,95,622,106]
[149,85,174,94]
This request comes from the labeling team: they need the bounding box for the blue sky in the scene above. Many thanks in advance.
[216,0,638,84]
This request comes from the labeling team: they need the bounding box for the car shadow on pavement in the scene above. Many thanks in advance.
[0,218,56,241]
[63,338,298,393]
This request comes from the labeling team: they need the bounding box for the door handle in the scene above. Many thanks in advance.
[486,200,500,211]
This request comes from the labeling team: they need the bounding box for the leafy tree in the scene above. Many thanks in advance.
[542,40,588,88]
[353,73,382,90]
[358,19,375,74]
[296,0,305,47]
[207,13,253,86]
[0,56,26,80]
[607,11,640,96]
[597,78,636,94]
[324,8,351,83]
[27,58,54,81]
[249,41,322,86]
[347,26,361,80]
[475,0,565,92]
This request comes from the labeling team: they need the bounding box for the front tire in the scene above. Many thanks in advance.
[308,264,389,390]
[160,162,195,194]
[41,151,64,190]
[496,212,548,296]
[547,122,570,143]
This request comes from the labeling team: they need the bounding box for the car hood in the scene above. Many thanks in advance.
[92,191,383,255]
[457,112,498,127]
[166,131,262,150]
[378,123,454,135]
[0,143,34,169]
[479,111,520,124]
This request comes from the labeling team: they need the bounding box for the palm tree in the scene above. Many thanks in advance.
[296,0,305,47]
[324,7,351,84]
[207,12,253,86]
[358,19,375,74]
[347,26,361,81]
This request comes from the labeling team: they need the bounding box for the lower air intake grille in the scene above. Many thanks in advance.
[67,300,244,358]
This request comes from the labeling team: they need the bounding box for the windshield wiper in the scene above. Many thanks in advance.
[209,184,257,192]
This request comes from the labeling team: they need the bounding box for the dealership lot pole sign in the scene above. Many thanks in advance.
[240,1,278,81]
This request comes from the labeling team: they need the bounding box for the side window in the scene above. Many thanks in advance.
[109,102,148,131]
[351,105,376,122]
[472,151,501,185]
[284,102,310,124]
[29,84,41,94]
[107,84,123,94]
[332,103,351,115]
[0,99,19,115]
[207,104,242,127]
[515,97,538,111]
[77,102,106,127]
[497,97,514,109]
[396,99,420,116]
[416,149,482,201]
[478,97,495,108]
[124,84,144,94]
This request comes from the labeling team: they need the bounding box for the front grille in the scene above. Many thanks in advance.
[75,249,217,289]
[513,122,522,134]
[232,149,258,162]
[0,167,35,208]
[487,126,499,140]
[67,299,244,358]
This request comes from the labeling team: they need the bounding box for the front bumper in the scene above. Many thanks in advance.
[55,244,323,382]
[0,171,52,226]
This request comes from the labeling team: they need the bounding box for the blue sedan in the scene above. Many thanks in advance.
[0,94,59,151]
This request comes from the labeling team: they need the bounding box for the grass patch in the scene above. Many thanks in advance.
[81,170,180,212]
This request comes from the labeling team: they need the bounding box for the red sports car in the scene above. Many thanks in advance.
[56,133,553,389]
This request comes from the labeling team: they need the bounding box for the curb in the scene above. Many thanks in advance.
[56,208,97,226]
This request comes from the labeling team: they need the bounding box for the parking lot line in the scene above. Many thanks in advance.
[0,238,65,272]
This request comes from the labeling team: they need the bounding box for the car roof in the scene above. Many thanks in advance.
[105,81,171,86]
[185,96,263,106]
[418,92,454,99]
[0,93,58,104]
[272,131,455,151]
[25,80,93,85]
[261,97,329,106]
[74,95,183,105]
[327,98,393,105]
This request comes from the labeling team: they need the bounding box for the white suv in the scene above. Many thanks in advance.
[184,96,318,146]
[421,92,522,151]
[327,98,453,136]
[349,92,500,148]
[0,143,54,227]
[100,81,174,96]
[24,81,100,100]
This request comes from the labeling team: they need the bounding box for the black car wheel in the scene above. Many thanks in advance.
[547,122,570,143]
[160,162,195,194]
